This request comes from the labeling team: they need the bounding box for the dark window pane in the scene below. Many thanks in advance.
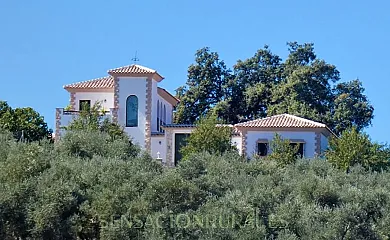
[157,100,160,131]
[160,102,163,120]
[257,142,268,156]
[174,133,190,165]
[290,143,304,157]
[126,95,138,127]
[79,100,91,111]
[163,105,166,123]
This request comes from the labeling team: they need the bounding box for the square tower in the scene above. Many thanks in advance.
[108,64,164,151]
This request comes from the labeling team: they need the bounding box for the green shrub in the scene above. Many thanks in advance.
[1,128,390,239]
[326,127,390,171]
[180,114,234,160]
[267,133,299,167]
[55,130,140,160]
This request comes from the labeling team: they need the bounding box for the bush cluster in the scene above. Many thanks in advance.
[1,128,390,240]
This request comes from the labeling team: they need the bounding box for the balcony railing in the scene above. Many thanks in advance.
[62,110,111,115]
[55,108,114,138]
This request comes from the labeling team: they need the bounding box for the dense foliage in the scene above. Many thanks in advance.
[180,114,234,160]
[326,128,390,172]
[174,43,374,135]
[61,102,140,159]
[0,101,52,141]
[267,133,300,167]
[1,128,390,239]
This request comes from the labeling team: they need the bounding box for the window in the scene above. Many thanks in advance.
[290,143,304,157]
[159,101,163,132]
[163,105,166,124]
[157,100,160,131]
[257,142,268,156]
[79,100,91,111]
[160,102,163,120]
[126,95,138,127]
[174,133,191,165]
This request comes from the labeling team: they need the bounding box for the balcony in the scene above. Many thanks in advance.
[55,108,115,138]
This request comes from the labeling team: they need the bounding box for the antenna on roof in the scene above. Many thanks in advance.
[131,51,140,64]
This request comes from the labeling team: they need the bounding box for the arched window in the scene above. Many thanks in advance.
[163,105,166,124]
[160,102,163,120]
[126,95,138,127]
[157,100,160,131]
[160,101,163,132]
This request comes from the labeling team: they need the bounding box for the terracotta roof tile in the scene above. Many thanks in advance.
[162,124,196,128]
[107,64,164,80]
[64,64,165,90]
[108,64,156,74]
[162,124,241,136]
[234,114,326,128]
[64,76,114,89]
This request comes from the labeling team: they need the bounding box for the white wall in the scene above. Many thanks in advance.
[158,95,173,125]
[245,131,317,158]
[320,133,329,154]
[74,92,114,110]
[58,113,75,137]
[117,77,147,148]
[231,136,242,155]
[58,109,112,137]
[151,136,166,163]
[165,128,243,165]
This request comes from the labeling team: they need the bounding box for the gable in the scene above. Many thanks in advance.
[235,114,326,128]
[157,87,179,107]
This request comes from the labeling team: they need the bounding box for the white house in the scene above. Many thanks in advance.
[55,64,334,166]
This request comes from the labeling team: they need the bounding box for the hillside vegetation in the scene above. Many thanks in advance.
[1,128,390,240]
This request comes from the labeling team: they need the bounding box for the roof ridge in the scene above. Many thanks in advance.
[107,64,157,73]
[235,114,280,125]
[133,64,157,72]
[283,114,325,127]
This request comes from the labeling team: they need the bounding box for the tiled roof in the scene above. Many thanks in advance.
[108,64,157,74]
[107,64,164,80]
[162,124,196,128]
[151,132,165,136]
[231,127,241,136]
[64,76,114,89]
[64,64,165,90]
[162,123,241,136]
[234,114,326,128]
[158,87,180,106]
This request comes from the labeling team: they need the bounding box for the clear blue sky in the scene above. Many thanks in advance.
[0,0,389,143]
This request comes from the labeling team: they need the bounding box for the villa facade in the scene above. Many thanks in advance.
[55,64,333,166]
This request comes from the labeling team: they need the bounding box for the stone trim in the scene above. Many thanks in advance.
[241,129,247,157]
[70,92,76,110]
[315,132,321,156]
[165,129,174,167]
[144,78,152,151]
[55,108,62,141]
[112,77,119,122]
